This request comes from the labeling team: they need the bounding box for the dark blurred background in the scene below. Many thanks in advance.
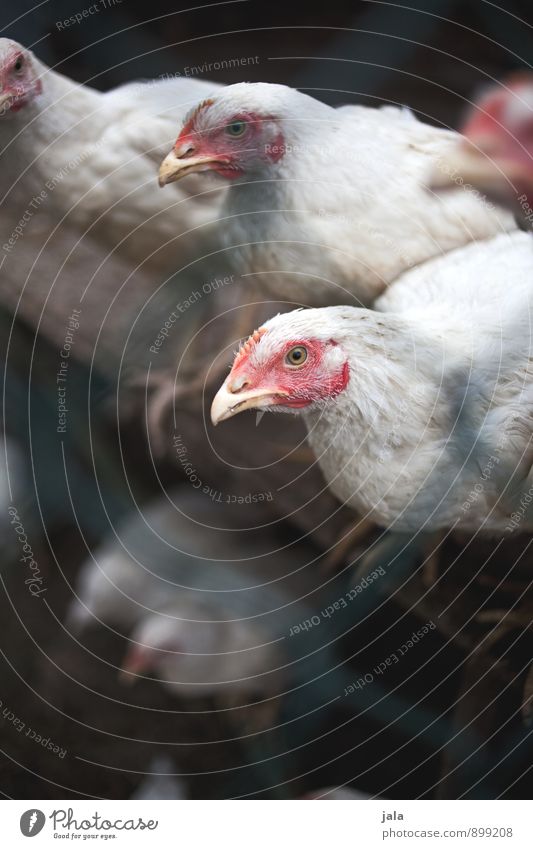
[2,0,532,123]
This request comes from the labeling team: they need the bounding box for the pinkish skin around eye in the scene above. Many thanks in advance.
[173,105,287,176]
[232,337,349,409]
[0,49,42,112]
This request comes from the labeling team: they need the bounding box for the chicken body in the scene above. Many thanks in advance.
[126,603,282,699]
[69,489,325,701]
[0,39,230,388]
[212,231,533,535]
[431,75,533,222]
[160,82,515,306]
[0,40,224,274]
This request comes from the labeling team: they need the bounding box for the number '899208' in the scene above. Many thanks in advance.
[469,828,513,837]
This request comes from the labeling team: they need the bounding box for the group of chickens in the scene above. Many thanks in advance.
[1,36,533,794]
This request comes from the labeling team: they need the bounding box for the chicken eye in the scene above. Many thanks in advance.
[226,120,246,138]
[285,346,308,367]
[14,56,24,72]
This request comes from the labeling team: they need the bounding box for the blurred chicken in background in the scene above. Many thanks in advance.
[0,37,230,412]
[0,39,229,543]
[68,489,330,726]
[0,38,224,275]
[431,75,533,225]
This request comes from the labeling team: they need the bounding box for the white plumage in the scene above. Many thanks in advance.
[431,75,533,221]
[0,39,224,276]
[212,230,533,535]
[159,81,515,306]
[69,490,321,701]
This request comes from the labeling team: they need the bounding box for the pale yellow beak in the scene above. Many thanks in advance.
[211,383,287,426]
[159,149,226,186]
[118,645,150,685]
[118,664,139,686]
[430,139,521,197]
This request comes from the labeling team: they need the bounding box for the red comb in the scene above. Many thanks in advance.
[233,327,266,369]
[177,98,216,142]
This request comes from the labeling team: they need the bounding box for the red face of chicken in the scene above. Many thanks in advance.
[0,43,42,115]
[211,323,350,425]
[436,76,533,211]
[159,98,285,186]
[463,79,533,173]
[119,634,184,684]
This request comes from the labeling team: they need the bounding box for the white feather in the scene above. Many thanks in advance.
[0,40,225,277]
[239,231,533,534]
[181,81,517,306]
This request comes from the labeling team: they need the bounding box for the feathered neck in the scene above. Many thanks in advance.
[301,309,451,440]
[224,95,347,208]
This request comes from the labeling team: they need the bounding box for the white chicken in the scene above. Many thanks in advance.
[159,82,515,306]
[68,489,324,707]
[0,38,230,383]
[122,604,282,701]
[211,230,533,536]
[431,75,533,224]
[0,36,227,352]
[0,38,225,272]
